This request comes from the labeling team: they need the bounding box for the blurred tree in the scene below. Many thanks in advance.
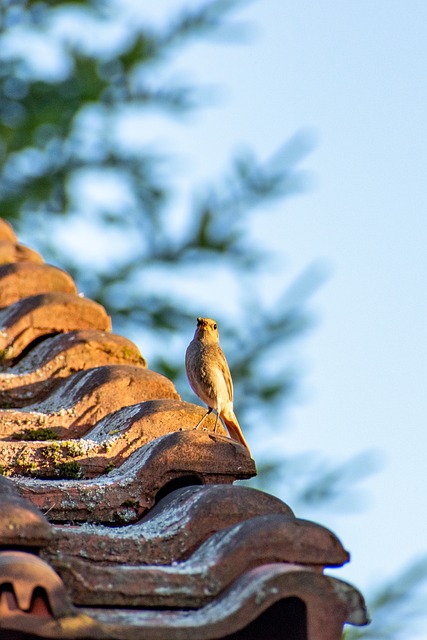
[0,1,426,636]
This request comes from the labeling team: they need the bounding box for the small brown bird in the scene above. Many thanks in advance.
[185,317,251,454]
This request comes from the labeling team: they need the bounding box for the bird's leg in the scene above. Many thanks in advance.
[193,408,212,431]
[214,411,219,433]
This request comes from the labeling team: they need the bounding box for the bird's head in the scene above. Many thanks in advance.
[194,317,219,342]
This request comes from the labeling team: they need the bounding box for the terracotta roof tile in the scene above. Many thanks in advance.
[13,431,256,523]
[0,364,179,436]
[0,240,44,264]
[80,566,368,640]
[43,485,294,565]
[0,292,111,362]
[0,219,17,241]
[0,329,145,396]
[0,401,228,479]
[48,513,349,608]
[0,476,52,548]
[0,262,77,307]
[0,551,73,617]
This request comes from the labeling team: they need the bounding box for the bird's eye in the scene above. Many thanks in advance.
[213,323,217,329]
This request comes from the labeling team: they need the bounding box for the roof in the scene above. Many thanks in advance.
[0,217,369,639]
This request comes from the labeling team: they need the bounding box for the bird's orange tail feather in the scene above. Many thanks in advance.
[221,411,251,455]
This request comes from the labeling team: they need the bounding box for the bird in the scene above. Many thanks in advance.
[185,317,251,454]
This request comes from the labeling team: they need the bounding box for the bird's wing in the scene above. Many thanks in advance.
[215,346,233,402]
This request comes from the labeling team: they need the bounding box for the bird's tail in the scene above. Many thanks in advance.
[221,407,251,455]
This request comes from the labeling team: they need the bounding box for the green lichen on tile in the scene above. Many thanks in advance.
[41,441,62,463]
[14,447,38,476]
[56,461,83,479]
[13,428,59,441]
[0,348,11,361]
[39,441,87,478]
[0,464,10,476]
[104,462,115,473]
[102,344,144,364]
[121,499,139,508]
[121,346,134,359]
[62,440,86,457]
[122,346,145,364]
[104,439,113,452]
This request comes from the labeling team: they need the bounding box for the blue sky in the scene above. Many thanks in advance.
[134,0,427,629]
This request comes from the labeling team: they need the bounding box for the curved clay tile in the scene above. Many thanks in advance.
[0,219,17,241]
[48,513,349,608]
[0,400,221,480]
[0,551,73,618]
[79,565,368,639]
[185,512,349,571]
[0,263,77,307]
[43,485,294,566]
[83,398,227,467]
[0,330,145,394]
[14,430,256,523]
[0,240,44,265]
[0,399,230,479]
[0,365,179,441]
[0,560,368,640]
[0,292,111,362]
[0,477,52,548]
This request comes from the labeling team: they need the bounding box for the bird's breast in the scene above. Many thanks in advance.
[185,341,230,410]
